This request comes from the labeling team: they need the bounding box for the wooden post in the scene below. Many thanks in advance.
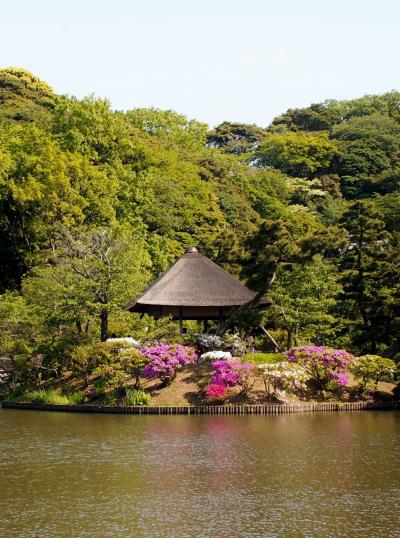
[179,307,183,335]
[260,325,281,352]
[203,319,209,333]
[218,307,223,329]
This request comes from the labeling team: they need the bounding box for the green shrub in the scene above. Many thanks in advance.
[24,389,71,404]
[123,388,151,406]
[70,343,111,384]
[244,352,285,365]
[351,355,397,391]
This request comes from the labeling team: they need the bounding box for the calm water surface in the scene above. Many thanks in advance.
[0,409,399,537]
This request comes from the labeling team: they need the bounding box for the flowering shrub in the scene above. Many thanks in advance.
[286,346,354,389]
[223,334,246,356]
[199,334,223,351]
[140,344,197,385]
[200,351,232,361]
[210,359,240,387]
[85,388,97,399]
[204,383,227,400]
[204,358,255,398]
[258,362,308,400]
[196,333,247,355]
[106,337,140,348]
[351,355,397,392]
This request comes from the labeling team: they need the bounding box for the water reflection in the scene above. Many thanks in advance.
[0,410,399,537]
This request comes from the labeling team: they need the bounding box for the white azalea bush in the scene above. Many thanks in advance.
[200,351,232,362]
[198,334,224,351]
[223,334,246,356]
[258,362,309,401]
[106,337,140,348]
[200,333,247,354]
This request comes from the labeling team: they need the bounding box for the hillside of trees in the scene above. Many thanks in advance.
[1,67,399,370]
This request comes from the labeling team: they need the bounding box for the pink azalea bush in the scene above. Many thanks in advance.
[205,359,255,399]
[204,383,228,399]
[286,346,354,389]
[140,343,197,385]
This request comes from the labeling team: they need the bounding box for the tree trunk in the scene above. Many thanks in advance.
[356,225,376,352]
[287,328,293,350]
[100,309,108,342]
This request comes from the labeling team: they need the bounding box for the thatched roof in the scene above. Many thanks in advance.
[127,247,257,319]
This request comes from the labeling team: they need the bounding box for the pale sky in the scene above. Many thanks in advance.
[1,0,400,127]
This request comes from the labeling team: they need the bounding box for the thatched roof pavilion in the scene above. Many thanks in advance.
[127,247,257,326]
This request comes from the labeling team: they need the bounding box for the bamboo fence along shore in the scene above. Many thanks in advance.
[1,400,398,414]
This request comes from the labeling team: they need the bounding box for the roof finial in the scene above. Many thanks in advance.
[184,246,198,254]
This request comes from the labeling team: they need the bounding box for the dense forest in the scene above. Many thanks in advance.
[1,67,399,371]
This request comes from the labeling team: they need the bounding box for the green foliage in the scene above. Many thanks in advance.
[207,121,266,158]
[351,355,397,391]
[67,391,86,404]
[123,388,151,406]
[0,67,56,124]
[1,68,54,95]
[267,256,343,348]
[23,226,151,342]
[339,200,400,353]
[119,348,149,389]
[256,132,337,178]
[332,114,400,177]
[70,343,111,383]
[126,108,208,150]
[92,362,127,392]
[0,291,37,357]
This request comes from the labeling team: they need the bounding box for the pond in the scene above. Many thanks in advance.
[0,409,399,537]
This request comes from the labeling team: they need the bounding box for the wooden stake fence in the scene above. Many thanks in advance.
[1,400,398,415]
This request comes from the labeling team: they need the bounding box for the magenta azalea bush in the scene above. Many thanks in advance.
[140,343,197,385]
[286,346,354,389]
[204,383,228,399]
[85,388,97,399]
[205,358,255,399]
[210,359,240,387]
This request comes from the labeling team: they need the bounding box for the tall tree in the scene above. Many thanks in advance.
[23,226,151,341]
[266,256,342,348]
[340,201,400,353]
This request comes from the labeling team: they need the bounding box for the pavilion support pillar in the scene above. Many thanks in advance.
[203,319,209,333]
[179,307,184,336]
[218,307,223,330]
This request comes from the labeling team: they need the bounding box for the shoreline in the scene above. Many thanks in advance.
[1,400,398,415]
